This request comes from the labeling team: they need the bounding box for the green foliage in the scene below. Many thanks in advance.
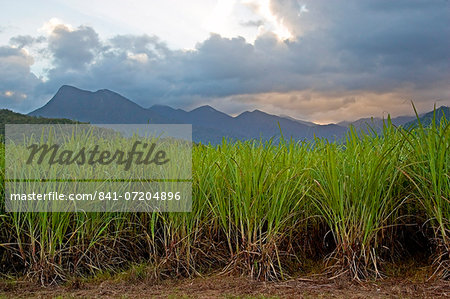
[0,109,449,283]
[403,106,449,128]
[402,105,450,278]
[309,124,407,279]
[0,109,83,139]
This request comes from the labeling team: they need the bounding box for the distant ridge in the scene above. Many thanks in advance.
[28,85,448,143]
[404,106,450,128]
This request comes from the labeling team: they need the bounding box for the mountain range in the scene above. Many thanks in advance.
[29,85,448,143]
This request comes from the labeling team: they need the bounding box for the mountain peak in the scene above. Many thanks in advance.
[237,109,271,118]
[251,109,268,115]
[190,105,218,113]
[57,85,84,94]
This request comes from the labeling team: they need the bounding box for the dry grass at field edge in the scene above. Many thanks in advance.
[1,270,449,298]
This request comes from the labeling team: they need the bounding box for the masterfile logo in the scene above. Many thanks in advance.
[26,141,170,170]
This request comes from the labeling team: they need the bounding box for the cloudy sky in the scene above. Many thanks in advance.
[1,0,449,123]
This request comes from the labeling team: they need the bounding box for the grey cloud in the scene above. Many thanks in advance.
[109,34,171,59]
[48,24,100,70]
[9,35,46,48]
[240,20,265,27]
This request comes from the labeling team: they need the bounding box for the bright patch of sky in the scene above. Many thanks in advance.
[1,0,294,48]
[1,0,296,77]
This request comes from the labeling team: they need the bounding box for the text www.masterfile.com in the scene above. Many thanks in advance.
[9,191,183,201]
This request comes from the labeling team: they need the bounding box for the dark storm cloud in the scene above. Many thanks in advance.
[1,0,449,117]
[270,0,450,87]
